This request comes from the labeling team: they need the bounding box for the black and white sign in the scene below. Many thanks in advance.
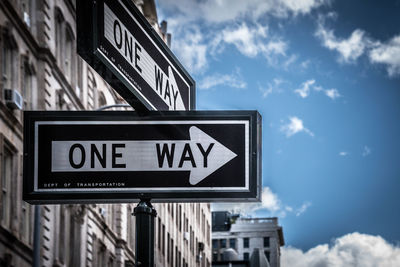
[77,0,195,111]
[23,111,261,204]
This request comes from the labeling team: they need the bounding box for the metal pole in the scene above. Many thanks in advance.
[134,199,157,266]
[33,205,41,267]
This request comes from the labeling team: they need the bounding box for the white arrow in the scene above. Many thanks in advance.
[51,126,237,185]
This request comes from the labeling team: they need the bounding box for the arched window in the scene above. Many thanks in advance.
[1,31,18,90]
[98,91,107,109]
[22,57,35,110]
[54,8,64,67]
[64,24,74,82]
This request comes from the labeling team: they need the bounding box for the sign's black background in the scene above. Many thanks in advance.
[24,111,261,203]
[38,124,245,189]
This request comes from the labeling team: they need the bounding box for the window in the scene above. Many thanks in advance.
[212,239,218,249]
[207,223,210,245]
[1,141,14,229]
[171,239,174,267]
[178,205,182,231]
[220,239,226,248]
[162,224,165,255]
[20,196,32,245]
[108,255,115,267]
[243,252,249,261]
[59,206,66,263]
[76,57,83,97]
[196,204,200,224]
[212,253,218,262]
[98,91,106,109]
[243,237,249,248]
[22,59,35,110]
[64,25,74,82]
[55,9,64,67]
[264,251,270,262]
[264,237,270,247]
[2,33,18,90]
[175,246,178,267]
[190,226,193,253]
[229,238,236,249]
[96,243,106,267]
[202,212,205,234]
[167,233,170,263]
[158,217,161,250]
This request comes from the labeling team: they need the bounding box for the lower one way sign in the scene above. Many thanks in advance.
[23,111,261,204]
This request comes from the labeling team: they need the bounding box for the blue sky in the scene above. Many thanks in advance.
[157,0,400,265]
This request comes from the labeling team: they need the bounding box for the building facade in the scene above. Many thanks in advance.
[212,212,284,267]
[0,0,211,266]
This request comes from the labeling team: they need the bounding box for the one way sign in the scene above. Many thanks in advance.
[77,0,195,111]
[23,111,261,204]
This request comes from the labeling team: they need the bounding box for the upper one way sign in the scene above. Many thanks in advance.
[77,0,195,111]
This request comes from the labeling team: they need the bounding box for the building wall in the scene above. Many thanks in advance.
[212,218,283,267]
[0,0,211,266]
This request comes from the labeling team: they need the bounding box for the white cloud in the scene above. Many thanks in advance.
[211,23,288,65]
[294,79,315,98]
[218,23,268,57]
[314,14,400,77]
[161,0,329,73]
[362,146,371,157]
[211,187,281,215]
[261,187,281,211]
[281,0,328,16]
[369,35,400,77]
[259,78,285,98]
[300,59,311,69]
[212,187,311,218]
[295,202,311,216]
[159,0,329,24]
[282,232,400,267]
[281,117,314,138]
[170,26,208,73]
[315,18,368,63]
[325,88,341,100]
[294,80,341,100]
[198,70,247,90]
[339,151,348,156]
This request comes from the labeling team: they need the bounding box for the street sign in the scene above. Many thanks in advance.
[23,111,261,204]
[77,0,195,111]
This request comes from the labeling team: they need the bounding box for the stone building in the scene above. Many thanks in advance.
[0,0,211,266]
[212,212,284,267]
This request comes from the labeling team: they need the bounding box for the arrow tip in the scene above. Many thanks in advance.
[188,126,237,185]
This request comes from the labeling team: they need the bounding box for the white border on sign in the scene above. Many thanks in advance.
[34,120,249,193]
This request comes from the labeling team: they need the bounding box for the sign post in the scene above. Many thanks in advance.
[134,199,157,266]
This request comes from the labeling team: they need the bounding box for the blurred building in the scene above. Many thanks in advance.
[0,0,211,266]
[212,212,284,267]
